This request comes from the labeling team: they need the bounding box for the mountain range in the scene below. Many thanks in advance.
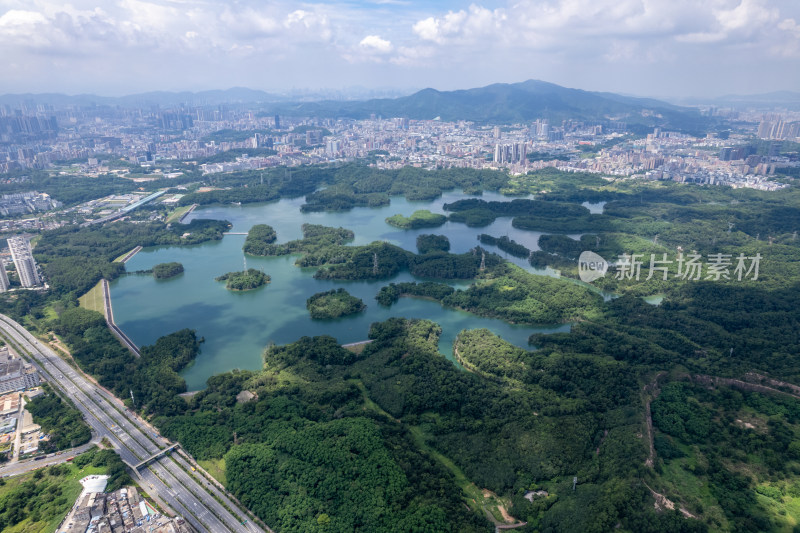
[0,79,726,130]
[270,79,707,129]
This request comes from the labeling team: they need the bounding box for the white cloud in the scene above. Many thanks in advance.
[0,9,47,27]
[360,35,393,53]
[715,0,778,33]
[412,6,502,45]
[0,0,798,96]
[778,17,800,36]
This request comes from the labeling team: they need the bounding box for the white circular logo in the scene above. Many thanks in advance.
[578,251,608,283]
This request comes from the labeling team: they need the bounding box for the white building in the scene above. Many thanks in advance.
[7,236,40,288]
[0,260,9,292]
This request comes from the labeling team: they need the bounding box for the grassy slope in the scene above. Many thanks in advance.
[77,280,105,315]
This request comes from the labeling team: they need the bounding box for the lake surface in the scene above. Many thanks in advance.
[111,191,578,390]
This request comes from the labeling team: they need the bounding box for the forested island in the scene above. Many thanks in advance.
[242,224,277,255]
[385,209,447,229]
[152,262,184,279]
[306,288,366,319]
[215,269,270,291]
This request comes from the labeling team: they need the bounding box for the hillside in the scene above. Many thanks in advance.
[272,79,707,129]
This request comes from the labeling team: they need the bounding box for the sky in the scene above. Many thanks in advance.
[1,0,799,98]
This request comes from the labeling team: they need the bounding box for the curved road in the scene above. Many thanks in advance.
[0,313,267,533]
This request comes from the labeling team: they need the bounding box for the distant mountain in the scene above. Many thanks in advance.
[675,91,800,111]
[0,80,709,131]
[268,79,706,130]
[0,87,283,108]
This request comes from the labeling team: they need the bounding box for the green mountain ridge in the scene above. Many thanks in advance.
[272,79,708,129]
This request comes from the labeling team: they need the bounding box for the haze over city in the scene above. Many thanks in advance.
[2,0,800,98]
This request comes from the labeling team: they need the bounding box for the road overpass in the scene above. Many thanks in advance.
[135,443,180,470]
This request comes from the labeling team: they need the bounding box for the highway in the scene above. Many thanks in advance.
[0,439,98,477]
[0,313,267,533]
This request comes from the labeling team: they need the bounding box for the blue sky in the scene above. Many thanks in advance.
[1,0,798,98]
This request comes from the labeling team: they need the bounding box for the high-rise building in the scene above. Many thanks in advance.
[7,236,40,288]
[494,143,527,165]
[326,140,340,156]
[0,260,9,292]
[274,115,281,129]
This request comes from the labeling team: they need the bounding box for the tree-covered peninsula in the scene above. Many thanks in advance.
[416,234,450,254]
[243,224,277,255]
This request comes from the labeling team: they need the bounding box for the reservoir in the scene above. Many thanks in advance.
[111,191,575,390]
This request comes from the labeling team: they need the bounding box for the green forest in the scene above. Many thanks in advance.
[26,384,92,453]
[152,262,184,279]
[32,218,229,297]
[385,209,447,229]
[52,308,201,416]
[3,164,800,532]
[215,269,270,291]
[372,264,603,324]
[478,234,532,258]
[306,288,366,319]
[416,234,451,254]
[176,164,509,210]
[242,224,277,255]
[242,224,354,257]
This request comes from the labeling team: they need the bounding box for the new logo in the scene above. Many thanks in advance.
[578,251,608,283]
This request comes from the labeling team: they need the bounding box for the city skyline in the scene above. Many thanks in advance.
[1,0,799,99]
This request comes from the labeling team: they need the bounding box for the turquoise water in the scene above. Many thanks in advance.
[111,192,575,390]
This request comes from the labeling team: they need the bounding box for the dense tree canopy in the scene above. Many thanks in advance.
[26,384,92,453]
[152,262,184,279]
[215,269,270,291]
[34,219,229,297]
[242,224,277,255]
[386,209,447,229]
[306,288,366,319]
